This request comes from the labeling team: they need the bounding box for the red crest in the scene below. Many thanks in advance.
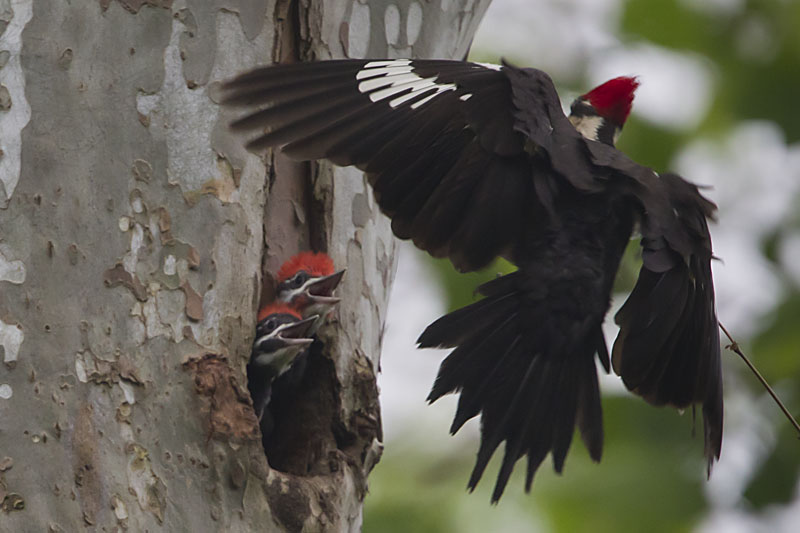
[581,76,640,126]
[277,251,335,282]
[257,302,302,322]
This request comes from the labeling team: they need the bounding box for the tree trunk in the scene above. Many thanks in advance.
[0,0,489,530]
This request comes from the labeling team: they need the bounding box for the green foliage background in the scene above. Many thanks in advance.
[364,0,800,530]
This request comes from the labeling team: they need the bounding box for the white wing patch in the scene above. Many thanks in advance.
[362,59,411,70]
[356,59,457,109]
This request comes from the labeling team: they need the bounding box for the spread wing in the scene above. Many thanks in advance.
[613,172,723,472]
[583,141,723,471]
[223,59,596,272]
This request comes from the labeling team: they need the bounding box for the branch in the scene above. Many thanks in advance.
[719,321,800,439]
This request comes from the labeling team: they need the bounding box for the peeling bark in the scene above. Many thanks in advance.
[0,0,490,530]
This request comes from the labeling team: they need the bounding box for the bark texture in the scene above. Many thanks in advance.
[0,0,489,531]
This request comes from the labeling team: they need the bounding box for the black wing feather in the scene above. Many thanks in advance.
[223,59,537,271]
[612,173,723,471]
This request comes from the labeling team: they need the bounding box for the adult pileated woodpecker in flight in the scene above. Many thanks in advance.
[224,59,723,502]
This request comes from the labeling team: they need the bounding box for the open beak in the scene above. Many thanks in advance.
[303,269,346,306]
[276,315,317,344]
[253,315,317,355]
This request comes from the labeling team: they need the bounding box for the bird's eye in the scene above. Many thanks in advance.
[292,271,308,288]
[265,319,276,332]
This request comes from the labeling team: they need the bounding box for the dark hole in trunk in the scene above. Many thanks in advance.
[250,340,340,475]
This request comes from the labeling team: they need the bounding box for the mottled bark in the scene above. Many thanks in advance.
[0,0,489,531]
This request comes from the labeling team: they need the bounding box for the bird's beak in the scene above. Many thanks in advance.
[276,315,318,345]
[252,315,317,356]
[303,269,346,306]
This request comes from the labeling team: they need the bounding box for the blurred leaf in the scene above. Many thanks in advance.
[761,229,781,265]
[428,256,515,312]
[743,423,800,508]
[533,396,708,533]
[750,290,800,392]
[365,395,711,533]
[621,0,725,54]
[616,116,685,173]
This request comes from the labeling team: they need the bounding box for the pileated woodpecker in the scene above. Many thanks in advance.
[225,59,722,502]
[274,251,346,336]
[249,303,317,425]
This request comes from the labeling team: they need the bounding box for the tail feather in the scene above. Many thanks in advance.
[426,311,517,403]
[576,350,604,461]
[480,354,543,501]
[418,270,606,501]
[449,333,521,434]
[417,287,518,349]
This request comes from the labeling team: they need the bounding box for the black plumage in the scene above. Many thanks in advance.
[223,59,723,501]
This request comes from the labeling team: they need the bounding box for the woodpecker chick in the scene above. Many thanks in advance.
[249,303,317,423]
[275,251,345,335]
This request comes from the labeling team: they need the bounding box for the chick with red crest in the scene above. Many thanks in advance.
[224,59,721,503]
[249,303,317,425]
[275,251,345,336]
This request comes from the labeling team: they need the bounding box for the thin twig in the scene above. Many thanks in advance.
[719,321,800,438]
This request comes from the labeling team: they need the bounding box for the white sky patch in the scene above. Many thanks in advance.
[588,43,713,131]
[702,390,779,507]
[471,0,621,80]
[0,0,33,206]
[379,243,460,444]
[0,319,23,364]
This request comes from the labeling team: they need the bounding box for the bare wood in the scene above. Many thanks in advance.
[0,1,491,531]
